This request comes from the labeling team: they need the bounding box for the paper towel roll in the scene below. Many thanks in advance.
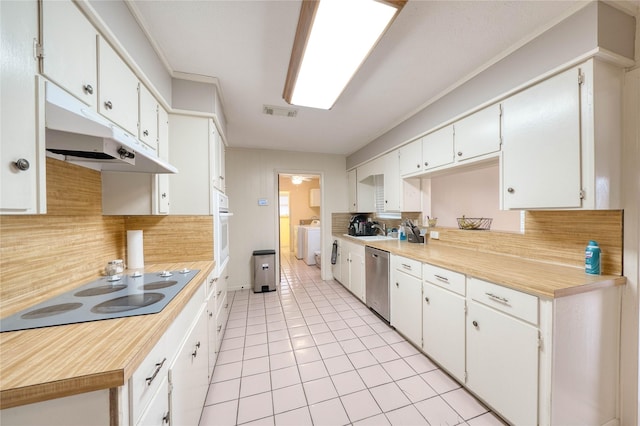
[127,230,144,269]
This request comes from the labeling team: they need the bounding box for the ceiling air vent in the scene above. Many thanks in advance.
[263,104,298,118]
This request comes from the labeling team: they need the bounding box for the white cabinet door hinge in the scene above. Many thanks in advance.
[579,189,585,200]
[464,371,468,383]
[34,39,44,59]
[578,71,585,85]
[538,336,543,350]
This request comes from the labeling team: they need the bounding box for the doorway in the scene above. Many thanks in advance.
[278,173,322,270]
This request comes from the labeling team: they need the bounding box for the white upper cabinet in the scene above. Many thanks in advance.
[383,151,400,212]
[399,138,422,177]
[502,66,582,209]
[138,84,159,152]
[98,37,139,135]
[1,1,45,214]
[154,106,170,215]
[40,0,97,107]
[211,122,225,193]
[347,169,357,212]
[422,125,454,171]
[454,104,502,162]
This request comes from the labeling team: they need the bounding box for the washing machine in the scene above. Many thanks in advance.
[302,226,321,266]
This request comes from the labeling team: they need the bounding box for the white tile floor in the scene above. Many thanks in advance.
[199,252,507,426]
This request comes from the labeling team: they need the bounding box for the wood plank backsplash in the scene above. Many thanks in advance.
[332,210,623,275]
[0,158,213,315]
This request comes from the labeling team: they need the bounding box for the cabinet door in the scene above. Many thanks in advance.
[41,0,97,107]
[347,170,357,212]
[502,67,582,209]
[422,125,454,171]
[210,121,224,192]
[391,270,422,345]
[339,240,350,287]
[467,301,538,426]
[399,139,422,176]
[422,282,465,382]
[1,1,43,214]
[454,104,501,162]
[168,115,211,214]
[138,84,158,151]
[137,376,169,426]
[349,246,365,302]
[383,151,400,211]
[169,306,209,426]
[97,37,139,135]
[155,106,170,215]
[206,293,218,379]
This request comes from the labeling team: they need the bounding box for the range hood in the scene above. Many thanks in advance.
[45,81,178,174]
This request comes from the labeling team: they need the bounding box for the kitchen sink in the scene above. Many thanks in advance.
[344,234,396,241]
[1,269,199,332]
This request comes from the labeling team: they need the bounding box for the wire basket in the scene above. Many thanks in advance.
[457,217,492,230]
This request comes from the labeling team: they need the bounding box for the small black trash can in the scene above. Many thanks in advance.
[253,249,276,293]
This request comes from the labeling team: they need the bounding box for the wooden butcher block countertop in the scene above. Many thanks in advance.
[339,235,626,299]
[0,261,215,410]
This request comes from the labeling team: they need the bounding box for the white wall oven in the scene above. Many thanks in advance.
[213,190,231,274]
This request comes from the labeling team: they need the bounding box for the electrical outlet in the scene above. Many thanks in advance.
[430,230,439,239]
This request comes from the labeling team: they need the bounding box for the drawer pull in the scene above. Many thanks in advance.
[192,341,201,358]
[434,274,449,283]
[401,263,412,270]
[472,320,479,328]
[217,325,222,332]
[224,303,228,309]
[485,292,509,304]
[216,290,222,297]
[209,311,213,318]
[396,282,399,287]
[145,357,166,385]
[162,411,170,424]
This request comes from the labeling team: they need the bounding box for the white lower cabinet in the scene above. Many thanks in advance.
[136,377,169,426]
[334,239,365,302]
[466,299,539,426]
[169,305,209,426]
[390,255,422,346]
[422,281,465,382]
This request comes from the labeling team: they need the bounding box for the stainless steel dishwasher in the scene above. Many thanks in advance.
[365,246,390,322]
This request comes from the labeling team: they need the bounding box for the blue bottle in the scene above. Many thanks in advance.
[585,240,601,275]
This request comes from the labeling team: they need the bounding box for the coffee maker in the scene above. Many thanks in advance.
[348,215,375,236]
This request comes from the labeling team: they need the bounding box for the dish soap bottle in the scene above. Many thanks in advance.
[585,240,601,275]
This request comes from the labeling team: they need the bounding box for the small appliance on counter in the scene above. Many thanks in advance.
[348,214,378,236]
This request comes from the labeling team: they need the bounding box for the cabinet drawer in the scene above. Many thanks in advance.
[468,277,538,324]
[393,255,422,278]
[423,263,465,296]
[136,376,169,426]
[129,334,169,423]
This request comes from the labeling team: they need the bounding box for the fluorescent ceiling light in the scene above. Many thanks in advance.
[283,0,405,110]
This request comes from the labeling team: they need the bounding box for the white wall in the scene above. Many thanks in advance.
[225,148,347,290]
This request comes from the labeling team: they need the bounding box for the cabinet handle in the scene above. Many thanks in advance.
[143,130,149,136]
[192,341,201,358]
[225,276,229,280]
[434,274,449,283]
[424,161,429,167]
[396,282,399,287]
[145,357,166,385]
[472,320,479,328]
[162,411,170,424]
[485,292,509,304]
[507,187,515,193]
[424,296,430,303]
[104,100,113,110]
[217,325,222,332]
[161,192,167,199]
[224,303,228,309]
[13,158,30,171]
[83,84,94,95]
[217,290,222,297]
[457,151,463,157]
[416,164,420,169]
[401,263,412,270]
